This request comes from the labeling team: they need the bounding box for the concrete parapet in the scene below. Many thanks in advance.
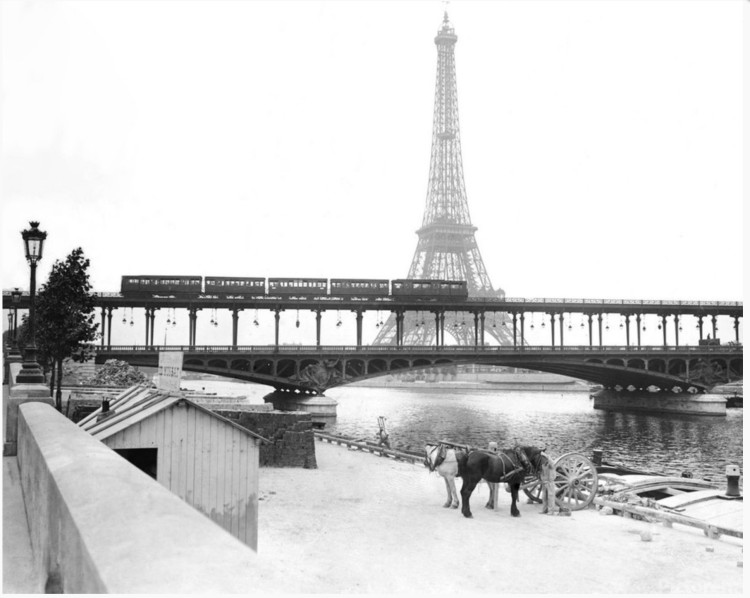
[16,402,306,593]
[4,362,54,456]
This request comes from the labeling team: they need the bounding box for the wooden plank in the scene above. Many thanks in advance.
[230,427,241,538]
[594,497,743,539]
[184,405,196,506]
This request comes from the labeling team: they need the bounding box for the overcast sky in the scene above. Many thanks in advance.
[1,0,744,344]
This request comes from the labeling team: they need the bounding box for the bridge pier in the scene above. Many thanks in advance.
[592,388,726,416]
[263,391,337,425]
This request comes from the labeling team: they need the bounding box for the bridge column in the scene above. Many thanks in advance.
[433,311,440,347]
[439,312,446,347]
[106,307,113,347]
[734,316,740,342]
[519,313,525,348]
[274,309,281,349]
[635,314,641,346]
[144,308,154,347]
[473,312,480,347]
[711,315,717,339]
[661,315,668,347]
[549,313,556,347]
[625,314,631,347]
[480,312,485,346]
[315,310,322,347]
[100,307,106,347]
[149,308,157,346]
[674,315,680,347]
[232,309,242,349]
[189,307,199,347]
[697,315,704,340]
[559,313,564,347]
[396,311,404,347]
[598,314,603,347]
[512,312,517,347]
[355,310,363,346]
[587,313,593,347]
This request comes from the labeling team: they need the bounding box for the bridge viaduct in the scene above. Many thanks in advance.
[4,291,743,395]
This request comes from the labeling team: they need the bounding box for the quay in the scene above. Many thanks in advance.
[3,380,743,593]
[256,439,743,594]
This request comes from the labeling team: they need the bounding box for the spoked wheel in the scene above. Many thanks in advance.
[521,473,543,504]
[553,452,599,511]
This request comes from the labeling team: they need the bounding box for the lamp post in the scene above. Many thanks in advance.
[15,221,47,384]
[9,288,22,358]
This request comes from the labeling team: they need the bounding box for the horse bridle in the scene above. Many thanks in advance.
[425,444,447,472]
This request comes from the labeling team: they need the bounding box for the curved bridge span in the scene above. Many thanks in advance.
[95,344,742,395]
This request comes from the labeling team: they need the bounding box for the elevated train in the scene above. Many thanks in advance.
[120,275,469,300]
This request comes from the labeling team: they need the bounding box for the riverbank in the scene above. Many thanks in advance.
[257,439,743,594]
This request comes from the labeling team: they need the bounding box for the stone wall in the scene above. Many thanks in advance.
[15,402,307,593]
[216,409,317,469]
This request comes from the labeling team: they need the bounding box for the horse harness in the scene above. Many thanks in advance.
[483,446,533,483]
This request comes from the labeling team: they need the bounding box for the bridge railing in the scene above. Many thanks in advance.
[2,289,743,308]
[97,344,743,354]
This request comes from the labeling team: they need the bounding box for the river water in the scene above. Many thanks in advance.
[182,379,743,485]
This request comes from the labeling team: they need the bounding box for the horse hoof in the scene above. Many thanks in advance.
[463,513,473,519]
[512,512,521,518]
[442,503,451,508]
[451,504,459,509]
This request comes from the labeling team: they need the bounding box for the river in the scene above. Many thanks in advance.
[182,379,743,485]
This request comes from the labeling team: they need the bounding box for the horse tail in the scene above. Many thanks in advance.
[455,450,469,479]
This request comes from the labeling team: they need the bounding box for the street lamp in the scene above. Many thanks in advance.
[9,288,22,358]
[16,221,47,384]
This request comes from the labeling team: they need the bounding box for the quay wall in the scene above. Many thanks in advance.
[217,409,317,468]
[15,402,301,593]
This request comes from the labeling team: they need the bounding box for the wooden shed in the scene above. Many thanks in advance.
[78,385,267,550]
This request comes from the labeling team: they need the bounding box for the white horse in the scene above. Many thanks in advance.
[425,443,462,509]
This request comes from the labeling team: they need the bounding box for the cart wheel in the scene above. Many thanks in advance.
[553,452,599,511]
[522,473,543,504]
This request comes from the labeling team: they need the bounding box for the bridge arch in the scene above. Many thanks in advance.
[231,359,250,371]
[208,359,227,369]
[606,358,624,367]
[626,358,646,370]
[344,359,366,378]
[276,359,297,378]
[253,359,273,375]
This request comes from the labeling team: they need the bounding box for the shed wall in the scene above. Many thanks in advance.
[103,402,259,549]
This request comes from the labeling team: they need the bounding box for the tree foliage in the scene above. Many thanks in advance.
[35,248,99,408]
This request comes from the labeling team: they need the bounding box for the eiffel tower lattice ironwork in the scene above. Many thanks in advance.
[373,12,513,347]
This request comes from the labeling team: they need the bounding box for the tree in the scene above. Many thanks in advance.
[35,248,99,410]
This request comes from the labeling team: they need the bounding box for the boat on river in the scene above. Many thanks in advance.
[594,461,743,540]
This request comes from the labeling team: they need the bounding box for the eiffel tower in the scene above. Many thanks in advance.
[374,12,512,346]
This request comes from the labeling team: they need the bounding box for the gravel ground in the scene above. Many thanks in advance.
[256,439,743,594]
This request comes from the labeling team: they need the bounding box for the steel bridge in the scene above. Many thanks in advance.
[95,344,742,395]
[3,290,744,348]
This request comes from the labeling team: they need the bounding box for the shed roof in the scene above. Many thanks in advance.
[78,384,269,443]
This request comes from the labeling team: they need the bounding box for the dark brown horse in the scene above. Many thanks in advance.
[460,446,544,518]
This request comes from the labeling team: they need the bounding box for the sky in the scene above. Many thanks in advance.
[0,0,744,345]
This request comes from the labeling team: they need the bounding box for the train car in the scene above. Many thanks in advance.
[267,278,328,297]
[329,278,390,297]
[391,279,469,300]
[120,275,203,298]
[204,277,266,297]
